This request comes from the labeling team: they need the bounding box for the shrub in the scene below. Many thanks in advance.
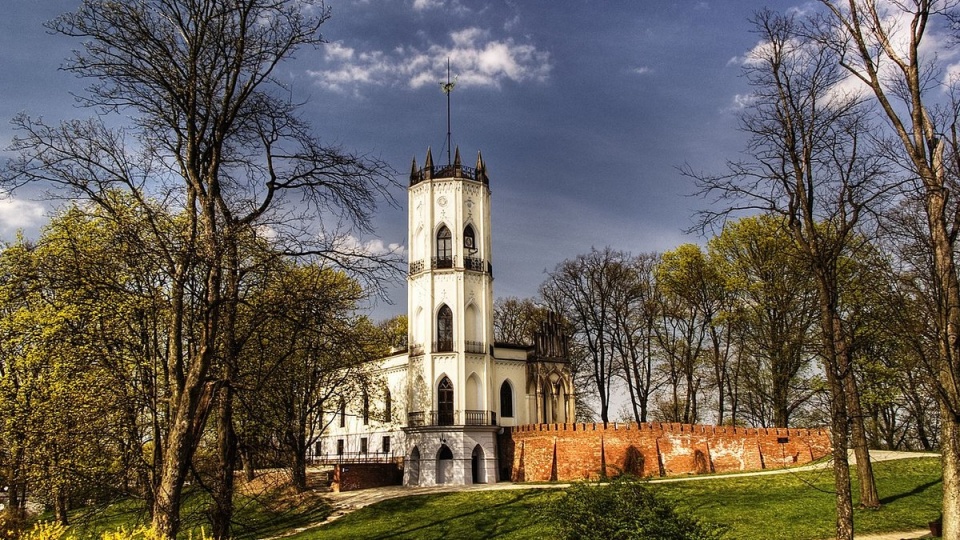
[542,476,726,540]
[0,511,28,540]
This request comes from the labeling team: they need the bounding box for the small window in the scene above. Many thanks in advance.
[363,391,370,425]
[315,441,323,456]
[383,436,391,454]
[500,380,514,418]
[463,225,476,251]
[360,437,368,454]
[384,388,392,423]
[339,401,346,428]
[336,439,344,455]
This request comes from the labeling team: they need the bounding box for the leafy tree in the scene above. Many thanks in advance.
[654,244,725,424]
[237,264,380,491]
[708,215,819,427]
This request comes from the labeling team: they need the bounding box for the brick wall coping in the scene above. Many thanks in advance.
[509,422,828,437]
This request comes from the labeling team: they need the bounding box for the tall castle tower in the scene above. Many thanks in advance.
[315,144,575,486]
[403,147,499,485]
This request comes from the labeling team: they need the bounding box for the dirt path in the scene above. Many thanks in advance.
[269,450,940,539]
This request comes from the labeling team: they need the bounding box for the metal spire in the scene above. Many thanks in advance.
[440,58,457,167]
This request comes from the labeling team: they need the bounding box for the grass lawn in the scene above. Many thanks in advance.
[289,457,942,540]
[61,471,332,539]
[665,457,942,539]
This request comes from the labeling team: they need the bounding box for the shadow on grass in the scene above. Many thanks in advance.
[880,477,942,505]
[326,489,551,540]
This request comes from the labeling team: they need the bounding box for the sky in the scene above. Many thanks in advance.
[0,0,813,320]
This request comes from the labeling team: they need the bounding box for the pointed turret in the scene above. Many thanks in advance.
[410,156,420,186]
[424,148,434,181]
[475,150,488,185]
[453,147,462,177]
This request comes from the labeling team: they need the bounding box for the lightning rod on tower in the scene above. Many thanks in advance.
[440,58,457,167]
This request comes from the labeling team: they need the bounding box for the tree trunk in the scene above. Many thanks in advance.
[816,282,855,539]
[941,406,960,539]
[152,375,216,539]
[54,486,68,526]
[240,442,256,482]
[825,351,855,540]
[844,368,880,508]
[927,182,960,540]
[211,386,237,540]
[290,431,308,492]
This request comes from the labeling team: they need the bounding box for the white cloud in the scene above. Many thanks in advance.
[310,26,551,93]
[630,66,653,75]
[728,93,756,111]
[412,0,445,10]
[335,234,407,258]
[0,193,45,235]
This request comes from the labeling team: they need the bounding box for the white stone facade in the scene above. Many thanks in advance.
[317,149,575,486]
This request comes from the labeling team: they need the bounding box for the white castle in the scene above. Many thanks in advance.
[318,147,575,486]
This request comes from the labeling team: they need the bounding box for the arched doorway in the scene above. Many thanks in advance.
[541,378,552,424]
[471,445,486,484]
[408,446,421,486]
[436,445,454,484]
[438,376,454,425]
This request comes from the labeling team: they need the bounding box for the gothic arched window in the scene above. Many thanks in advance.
[436,304,453,352]
[438,376,454,425]
[500,380,514,418]
[436,225,452,268]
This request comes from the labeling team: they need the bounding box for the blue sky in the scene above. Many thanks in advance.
[0,0,809,319]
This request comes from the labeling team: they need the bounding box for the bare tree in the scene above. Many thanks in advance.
[816,1,960,535]
[494,296,549,345]
[688,8,892,536]
[3,1,395,537]
[540,248,635,423]
[611,253,663,423]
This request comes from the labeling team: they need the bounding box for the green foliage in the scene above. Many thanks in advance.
[20,522,72,540]
[541,476,726,540]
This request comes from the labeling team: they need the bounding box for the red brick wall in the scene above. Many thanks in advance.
[501,422,831,482]
[332,462,403,492]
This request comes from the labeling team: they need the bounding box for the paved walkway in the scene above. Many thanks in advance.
[271,450,941,539]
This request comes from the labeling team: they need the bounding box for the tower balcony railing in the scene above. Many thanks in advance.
[464,256,485,273]
[408,257,491,276]
[433,339,454,353]
[406,410,497,427]
[432,256,454,269]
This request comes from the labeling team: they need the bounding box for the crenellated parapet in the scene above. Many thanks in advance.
[410,147,489,186]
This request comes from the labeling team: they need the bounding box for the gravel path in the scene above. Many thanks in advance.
[269,450,941,539]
